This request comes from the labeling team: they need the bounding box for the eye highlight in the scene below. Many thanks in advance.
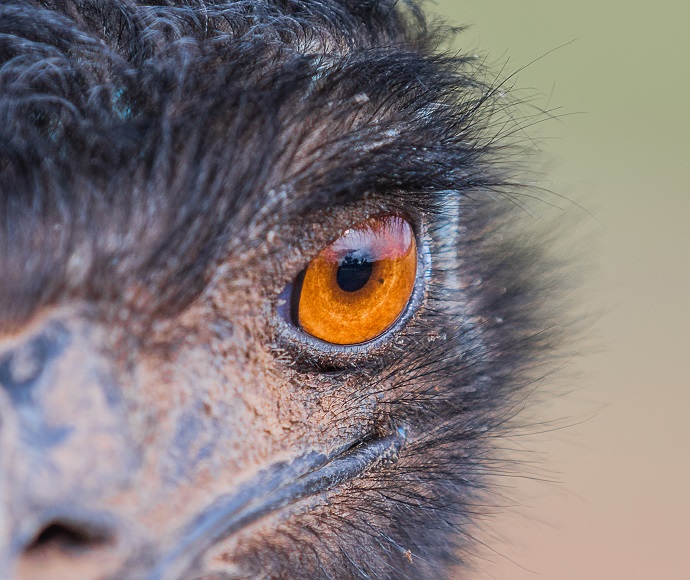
[294,215,417,345]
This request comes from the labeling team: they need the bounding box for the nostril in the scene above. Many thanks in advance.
[17,514,124,580]
[26,520,113,553]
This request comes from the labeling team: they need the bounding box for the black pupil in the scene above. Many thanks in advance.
[336,252,373,292]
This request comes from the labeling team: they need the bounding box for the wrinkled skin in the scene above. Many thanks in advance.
[0,1,563,579]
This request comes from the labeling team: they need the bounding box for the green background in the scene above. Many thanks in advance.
[431,2,690,578]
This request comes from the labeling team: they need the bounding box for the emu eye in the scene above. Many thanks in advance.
[293,215,417,345]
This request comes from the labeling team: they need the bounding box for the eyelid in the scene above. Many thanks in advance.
[297,215,416,345]
[275,214,430,360]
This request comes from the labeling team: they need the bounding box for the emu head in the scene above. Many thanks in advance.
[0,1,561,578]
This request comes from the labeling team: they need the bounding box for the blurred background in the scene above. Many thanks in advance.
[431,1,690,579]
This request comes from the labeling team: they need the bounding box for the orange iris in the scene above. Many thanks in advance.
[297,215,417,345]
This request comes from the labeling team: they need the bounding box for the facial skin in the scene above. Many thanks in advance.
[0,2,563,578]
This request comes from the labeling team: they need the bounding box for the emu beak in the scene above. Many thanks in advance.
[150,432,405,580]
[0,310,406,579]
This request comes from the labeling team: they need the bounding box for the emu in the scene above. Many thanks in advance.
[0,1,563,578]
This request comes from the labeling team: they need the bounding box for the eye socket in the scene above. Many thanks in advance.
[291,215,417,345]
